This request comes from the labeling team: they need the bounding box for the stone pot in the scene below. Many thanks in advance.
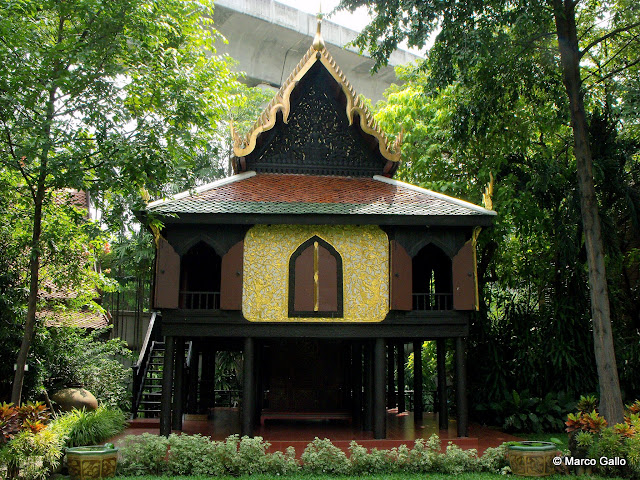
[51,387,98,412]
[507,441,559,477]
[66,445,118,480]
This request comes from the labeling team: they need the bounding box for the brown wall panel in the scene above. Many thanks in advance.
[294,246,314,312]
[221,240,244,310]
[154,237,180,309]
[452,240,476,311]
[390,240,412,310]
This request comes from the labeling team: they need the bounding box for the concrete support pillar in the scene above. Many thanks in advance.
[160,336,175,437]
[455,337,468,437]
[373,338,386,439]
[437,339,448,430]
[172,338,185,431]
[242,337,255,437]
[413,340,423,422]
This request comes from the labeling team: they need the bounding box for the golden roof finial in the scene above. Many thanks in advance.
[312,5,325,51]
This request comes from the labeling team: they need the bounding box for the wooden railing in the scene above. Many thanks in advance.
[131,312,160,418]
[412,293,453,311]
[179,291,220,310]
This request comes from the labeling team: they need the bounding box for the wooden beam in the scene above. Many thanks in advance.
[397,341,405,413]
[413,340,423,422]
[187,341,199,414]
[456,337,469,437]
[172,338,185,431]
[437,339,448,430]
[242,337,255,437]
[160,336,175,437]
[373,338,386,439]
[352,342,363,426]
[387,341,396,409]
[363,341,373,432]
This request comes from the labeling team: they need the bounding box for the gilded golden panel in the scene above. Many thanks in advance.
[243,225,389,322]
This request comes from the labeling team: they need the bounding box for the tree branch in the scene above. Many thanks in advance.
[580,21,640,58]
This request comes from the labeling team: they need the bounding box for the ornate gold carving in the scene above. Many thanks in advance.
[243,225,389,322]
[232,35,403,164]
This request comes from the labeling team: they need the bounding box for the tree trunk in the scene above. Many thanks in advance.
[552,0,624,424]
[11,186,45,405]
[11,82,56,405]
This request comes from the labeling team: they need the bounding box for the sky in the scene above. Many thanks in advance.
[274,0,429,55]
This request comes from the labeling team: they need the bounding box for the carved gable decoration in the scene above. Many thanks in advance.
[231,19,402,177]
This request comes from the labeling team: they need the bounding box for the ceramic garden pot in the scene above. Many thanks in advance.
[507,441,559,477]
[51,387,98,412]
[66,445,118,480]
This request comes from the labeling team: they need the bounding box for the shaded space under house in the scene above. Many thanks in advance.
[134,18,496,443]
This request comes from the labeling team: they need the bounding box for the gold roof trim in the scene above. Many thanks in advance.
[231,34,402,164]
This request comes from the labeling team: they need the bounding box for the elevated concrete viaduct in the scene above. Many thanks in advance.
[212,0,423,102]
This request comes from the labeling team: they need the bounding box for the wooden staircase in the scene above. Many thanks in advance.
[135,340,165,418]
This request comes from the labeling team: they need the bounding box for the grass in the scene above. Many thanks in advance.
[112,474,622,480]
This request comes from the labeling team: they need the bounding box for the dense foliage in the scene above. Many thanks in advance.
[363,2,640,422]
[0,0,246,403]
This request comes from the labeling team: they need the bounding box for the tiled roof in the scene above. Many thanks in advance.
[39,308,110,329]
[147,173,496,218]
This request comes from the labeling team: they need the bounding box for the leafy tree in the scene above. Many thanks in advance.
[339,0,640,424]
[0,0,242,404]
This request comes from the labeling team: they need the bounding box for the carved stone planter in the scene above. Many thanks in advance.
[507,441,558,477]
[66,445,118,480]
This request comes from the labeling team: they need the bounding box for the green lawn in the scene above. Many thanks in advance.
[112,475,621,480]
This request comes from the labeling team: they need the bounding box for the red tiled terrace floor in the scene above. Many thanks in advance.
[112,408,520,456]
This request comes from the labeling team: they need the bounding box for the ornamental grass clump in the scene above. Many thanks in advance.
[49,406,127,447]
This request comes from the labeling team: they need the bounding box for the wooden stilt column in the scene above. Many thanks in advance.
[187,341,199,414]
[352,342,363,426]
[254,341,263,425]
[437,339,448,430]
[242,337,255,437]
[160,336,176,437]
[397,341,405,413]
[413,340,423,422]
[373,338,386,439]
[172,338,185,431]
[363,341,373,432]
[455,337,469,437]
[387,341,396,409]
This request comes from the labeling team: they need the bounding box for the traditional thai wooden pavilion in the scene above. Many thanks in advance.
[140,20,496,440]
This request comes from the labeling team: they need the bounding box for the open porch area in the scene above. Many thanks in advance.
[115,408,520,456]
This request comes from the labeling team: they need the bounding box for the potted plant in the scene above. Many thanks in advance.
[506,441,559,477]
[66,443,118,480]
